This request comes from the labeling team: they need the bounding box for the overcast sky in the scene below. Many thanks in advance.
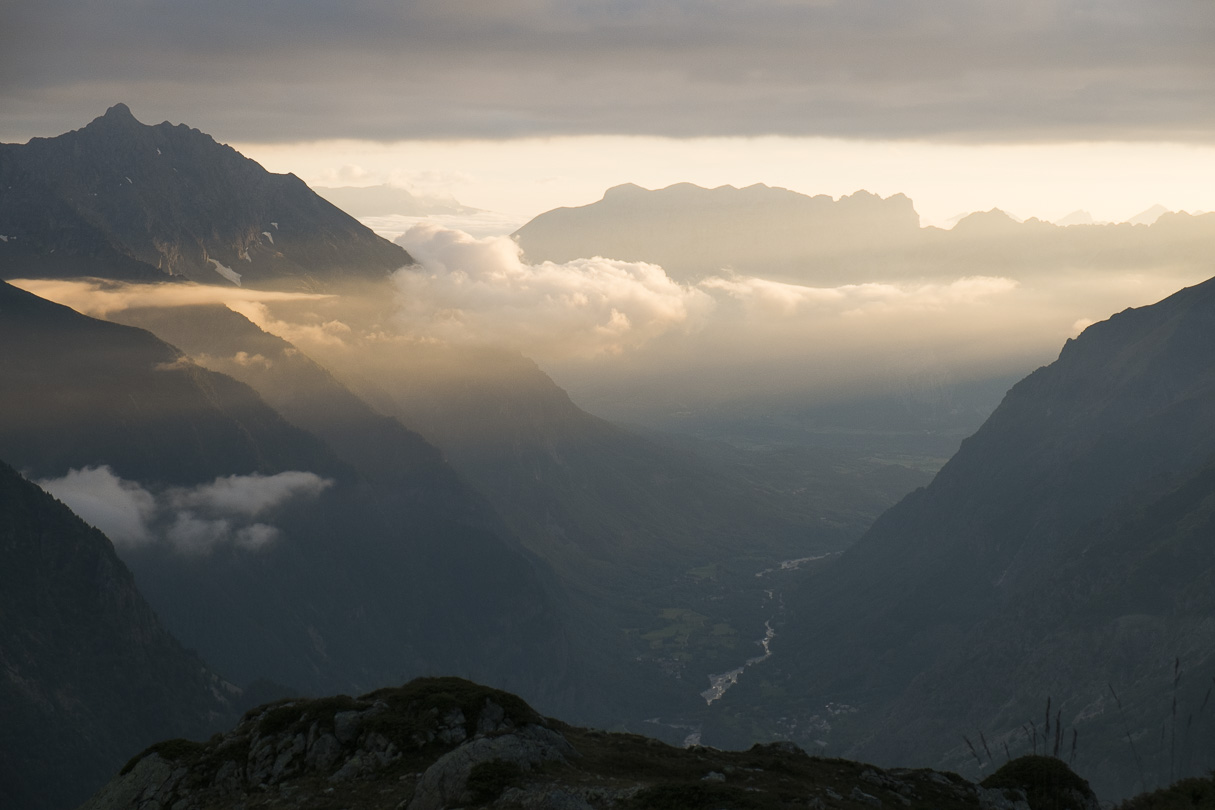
[5,0,1214,144]
[4,1,1215,223]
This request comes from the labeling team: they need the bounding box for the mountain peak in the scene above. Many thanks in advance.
[950,207,1024,234]
[1,106,413,288]
[92,102,142,129]
[104,102,135,119]
[602,182,646,199]
[1128,203,1169,226]
[1055,209,1095,226]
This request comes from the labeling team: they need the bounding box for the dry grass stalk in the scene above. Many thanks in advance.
[1109,682,1147,793]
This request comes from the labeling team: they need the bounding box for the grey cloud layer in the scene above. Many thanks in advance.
[4,0,1213,142]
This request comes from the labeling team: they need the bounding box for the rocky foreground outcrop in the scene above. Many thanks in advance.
[81,677,1073,810]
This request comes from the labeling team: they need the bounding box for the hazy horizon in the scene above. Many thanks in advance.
[245,137,1215,231]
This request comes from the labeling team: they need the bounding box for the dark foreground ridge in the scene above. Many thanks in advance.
[83,677,1096,810]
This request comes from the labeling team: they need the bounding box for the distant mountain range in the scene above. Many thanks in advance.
[1127,204,1171,226]
[514,182,922,283]
[1054,204,1173,227]
[513,182,1215,285]
[707,277,1215,799]
[0,103,411,289]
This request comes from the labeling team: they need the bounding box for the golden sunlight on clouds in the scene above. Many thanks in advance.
[8,278,329,318]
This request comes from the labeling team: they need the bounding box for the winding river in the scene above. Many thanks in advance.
[700,619,776,705]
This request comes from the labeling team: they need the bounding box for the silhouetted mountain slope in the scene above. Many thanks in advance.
[708,276,1215,799]
[513,182,922,283]
[874,456,1215,798]
[0,457,231,810]
[0,104,411,289]
[109,303,476,507]
[0,278,335,484]
[0,279,573,715]
[107,301,584,710]
[349,344,832,578]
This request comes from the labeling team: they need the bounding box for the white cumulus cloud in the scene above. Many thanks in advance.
[167,471,333,518]
[393,223,714,359]
[163,512,282,554]
[390,224,1022,365]
[8,278,330,319]
[37,465,156,545]
[36,466,332,555]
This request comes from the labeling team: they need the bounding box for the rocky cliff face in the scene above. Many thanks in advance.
[80,677,1048,810]
[0,458,232,810]
[0,103,411,289]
